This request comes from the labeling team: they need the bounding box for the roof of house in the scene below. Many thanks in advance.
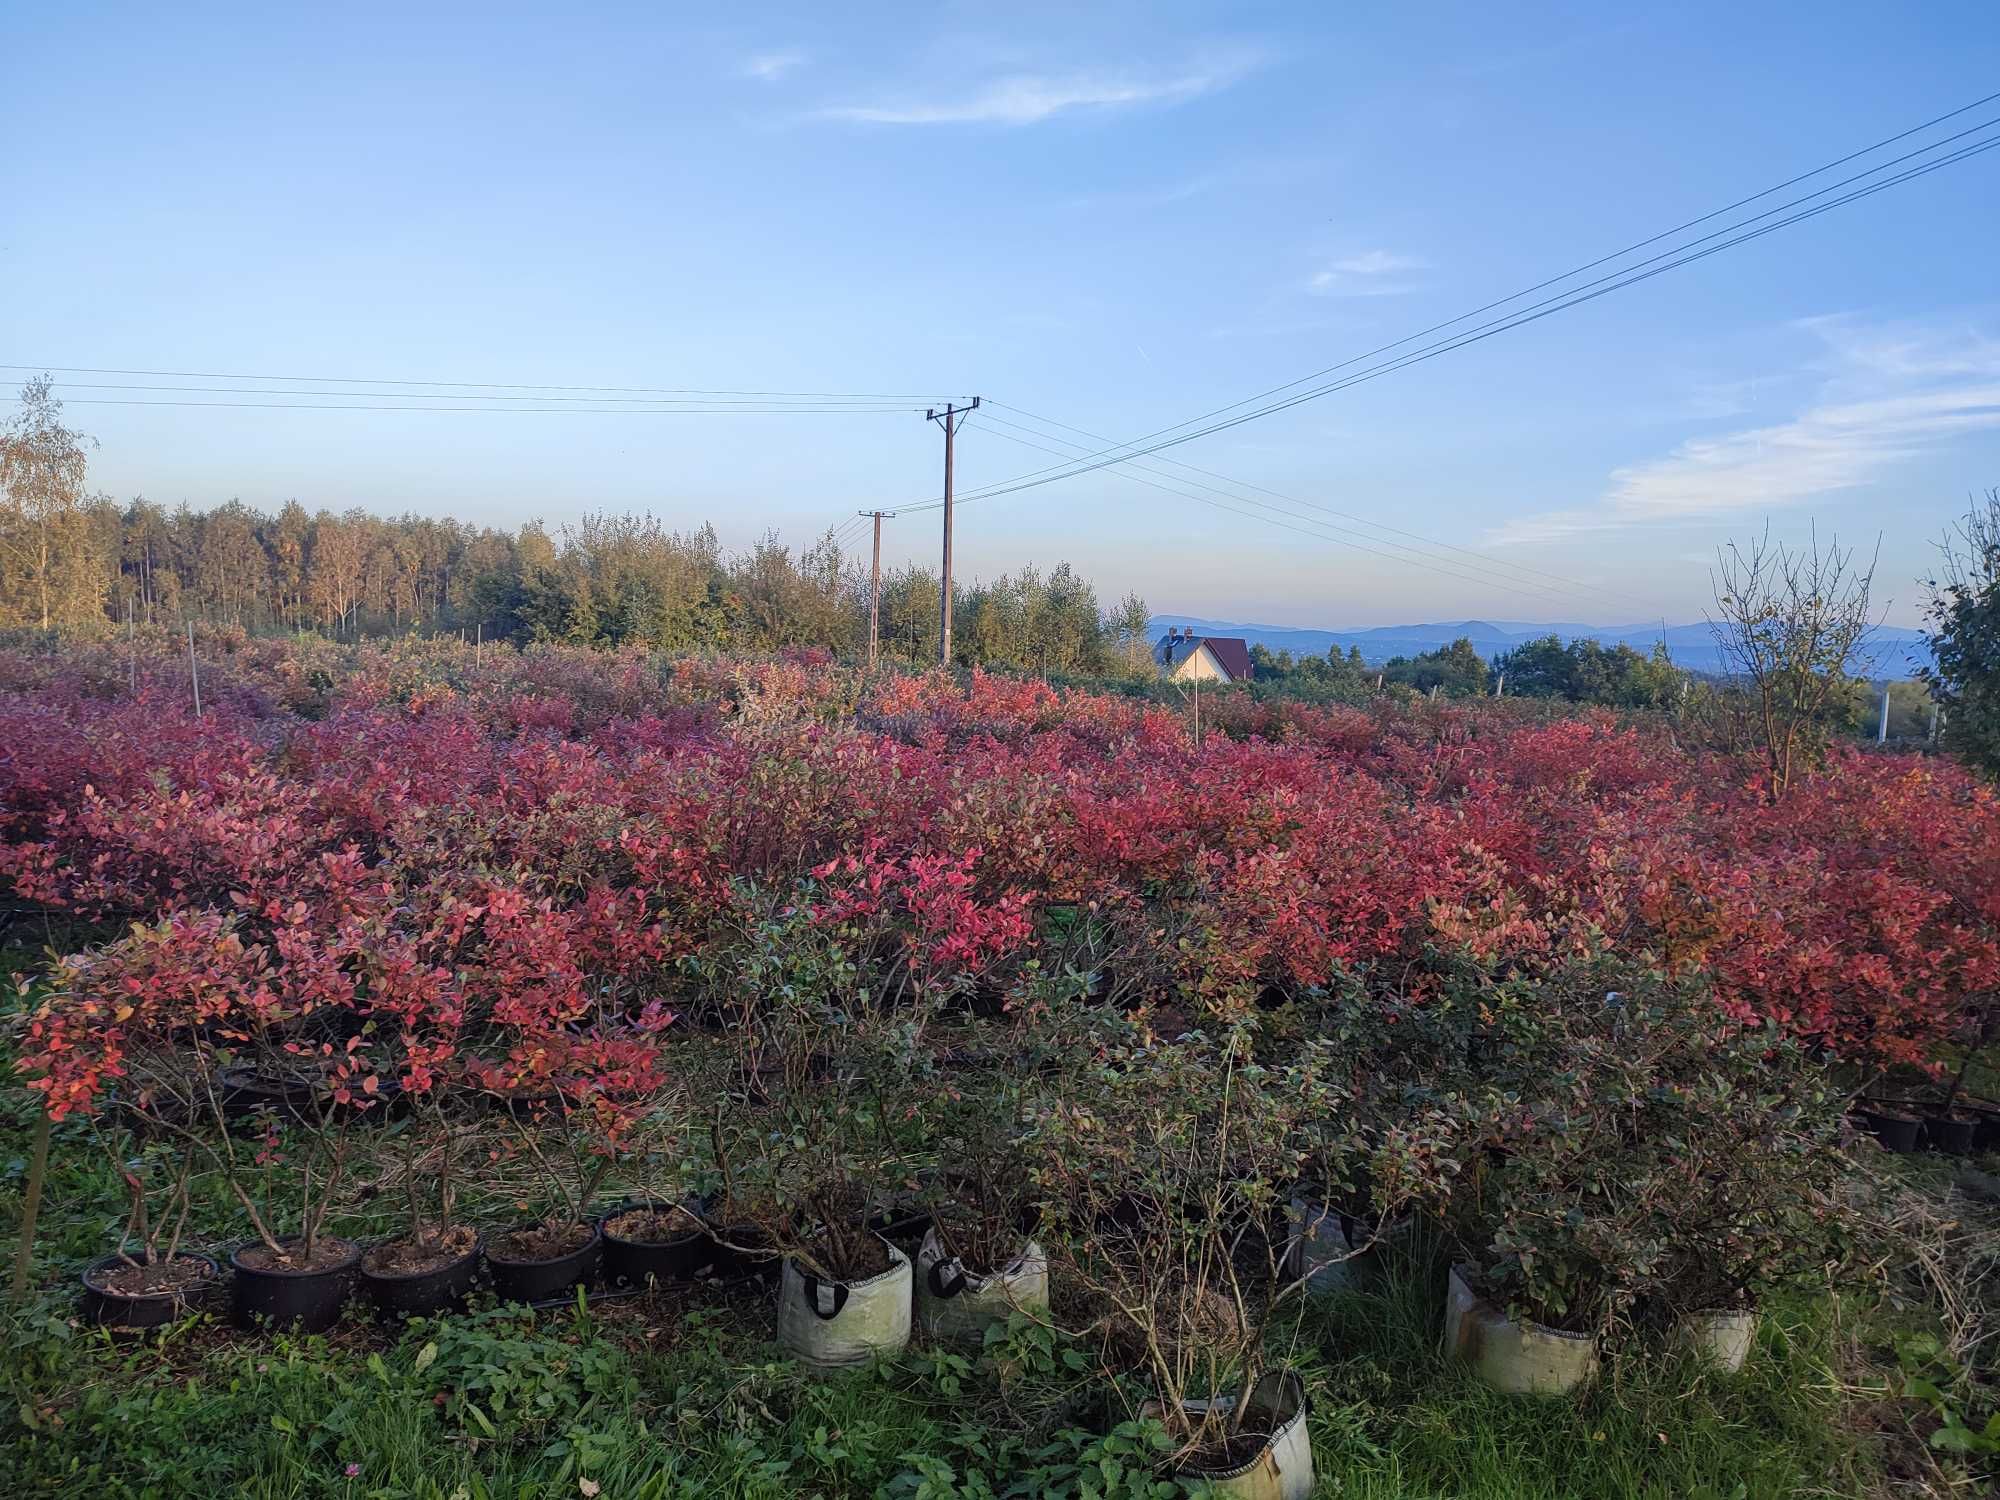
[1154,633,1255,681]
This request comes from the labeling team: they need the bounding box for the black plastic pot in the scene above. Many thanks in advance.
[958,982,1010,1019]
[330,1076,408,1125]
[478,1088,571,1121]
[80,1252,219,1331]
[487,1221,603,1305]
[1855,1105,1922,1153]
[600,1199,710,1287]
[705,1224,780,1286]
[868,1206,935,1256]
[229,1236,362,1333]
[358,1233,485,1320]
[1920,1114,1979,1156]
[219,1067,320,1127]
[1967,1104,2000,1153]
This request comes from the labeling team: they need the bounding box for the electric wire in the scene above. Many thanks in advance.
[44,382,927,409]
[907,127,1999,512]
[2,363,962,402]
[58,398,926,415]
[977,404,1630,606]
[963,417,1603,607]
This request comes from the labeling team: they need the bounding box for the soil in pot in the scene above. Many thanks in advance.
[487,1219,602,1305]
[81,1252,218,1330]
[359,1225,483,1319]
[805,1232,894,1282]
[231,1236,362,1333]
[602,1199,710,1287]
[1155,1371,1313,1500]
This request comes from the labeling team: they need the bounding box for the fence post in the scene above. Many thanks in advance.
[187,621,203,717]
[9,1111,51,1301]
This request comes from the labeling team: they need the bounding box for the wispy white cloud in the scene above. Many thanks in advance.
[741,49,806,82]
[1307,251,1427,297]
[819,49,1260,126]
[1489,317,2000,546]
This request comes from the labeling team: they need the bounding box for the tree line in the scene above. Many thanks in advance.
[0,379,1153,678]
[1249,633,1688,707]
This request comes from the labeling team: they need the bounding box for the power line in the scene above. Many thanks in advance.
[3,363,962,402]
[979,403,1629,606]
[44,382,927,409]
[912,122,1999,512]
[57,398,925,415]
[965,417,1600,607]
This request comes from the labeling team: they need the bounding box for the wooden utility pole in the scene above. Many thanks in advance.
[858,509,894,671]
[925,398,980,666]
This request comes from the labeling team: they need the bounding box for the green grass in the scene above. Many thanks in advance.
[0,1222,1878,1499]
[0,975,1969,1498]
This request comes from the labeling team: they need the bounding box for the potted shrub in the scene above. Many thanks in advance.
[1437,966,1684,1395]
[17,916,370,1333]
[140,1023,372,1332]
[912,1048,1054,1345]
[1030,1023,1315,1498]
[736,999,921,1372]
[78,1134,218,1331]
[1277,1027,1453,1298]
[480,1035,666,1303]
[1642,1023,1852,1371]
[356,1041,483,1320]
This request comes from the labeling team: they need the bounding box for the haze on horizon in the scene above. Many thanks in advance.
[5,2,1998,631]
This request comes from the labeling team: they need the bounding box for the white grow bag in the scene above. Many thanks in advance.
[1673,1307,1758,1373]
[1157,1371,1313,1500]
[913,1227,1049,1343]
[777,1236,912,1373]
[1443,1264,1598,1396]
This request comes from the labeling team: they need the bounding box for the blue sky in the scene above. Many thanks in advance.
[5,1,1998,628]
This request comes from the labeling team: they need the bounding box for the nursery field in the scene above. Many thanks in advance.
[3,633,1999,1498]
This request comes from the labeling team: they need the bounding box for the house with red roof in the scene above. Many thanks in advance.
[1154,626,1254,684]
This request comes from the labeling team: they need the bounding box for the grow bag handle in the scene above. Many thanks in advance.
[800,1273,849,1321]
[926,1257,967,1300]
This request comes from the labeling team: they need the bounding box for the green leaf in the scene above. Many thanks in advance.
[414,1340,438,1375]
[270,1414,295,1435]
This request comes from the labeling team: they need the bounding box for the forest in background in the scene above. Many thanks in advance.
[0,380,1153,679]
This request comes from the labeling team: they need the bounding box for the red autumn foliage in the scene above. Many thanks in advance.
[8,641,1998,1123]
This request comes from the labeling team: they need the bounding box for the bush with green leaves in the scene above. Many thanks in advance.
[1437,961,1853,1336]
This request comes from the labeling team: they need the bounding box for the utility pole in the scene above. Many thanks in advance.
[857,509,895,670]
[1878,680,1891,744]
[925,398,980,666]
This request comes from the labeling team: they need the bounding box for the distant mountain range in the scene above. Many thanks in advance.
[1148,615,1933,678]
